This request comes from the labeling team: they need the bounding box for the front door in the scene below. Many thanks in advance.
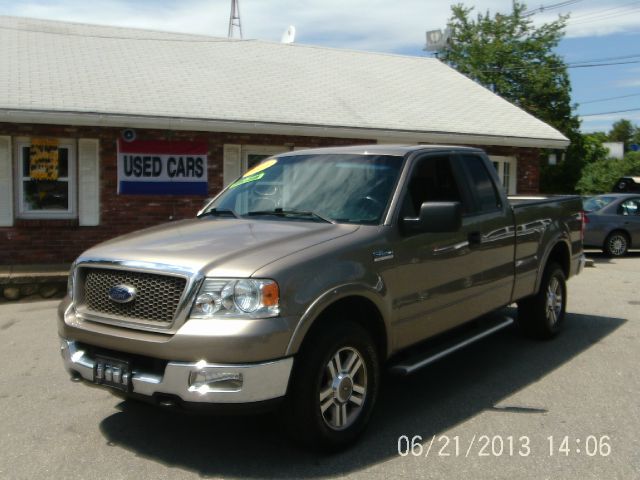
[389,153,515,351]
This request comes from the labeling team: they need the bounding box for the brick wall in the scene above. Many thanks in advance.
[0,121,542,265]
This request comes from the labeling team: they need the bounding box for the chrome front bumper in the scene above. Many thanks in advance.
[60,338,293,403]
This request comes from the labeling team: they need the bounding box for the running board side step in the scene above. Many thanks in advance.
[389,316,515,376]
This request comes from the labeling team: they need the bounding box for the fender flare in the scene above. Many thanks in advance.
[534,232,571,293]
[285,282,391,357]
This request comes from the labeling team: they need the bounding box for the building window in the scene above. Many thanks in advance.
[490,156,517,195]
[16,139,76,219]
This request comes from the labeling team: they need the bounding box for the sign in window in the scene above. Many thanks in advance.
[17,139,76,218]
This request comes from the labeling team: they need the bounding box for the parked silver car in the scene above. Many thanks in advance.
[583,194,640,256]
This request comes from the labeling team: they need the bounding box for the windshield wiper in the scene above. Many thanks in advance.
[246,208,335,224]
[198,208,240,219]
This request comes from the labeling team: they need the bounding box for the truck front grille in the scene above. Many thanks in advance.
[79,268,187,325]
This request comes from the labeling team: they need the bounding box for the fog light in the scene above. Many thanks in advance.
[188,369,243,393]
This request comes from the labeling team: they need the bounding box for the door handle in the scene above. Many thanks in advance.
[468,231,482,245]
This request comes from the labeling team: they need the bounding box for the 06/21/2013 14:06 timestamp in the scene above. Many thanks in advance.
[397,435,612,458]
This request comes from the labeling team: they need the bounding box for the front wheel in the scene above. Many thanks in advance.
[285,320,380,451]
[517,263,567,339]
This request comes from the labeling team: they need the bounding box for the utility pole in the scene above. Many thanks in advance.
[228,0,243,39]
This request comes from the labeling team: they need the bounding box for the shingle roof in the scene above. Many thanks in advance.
[0,15,568,148]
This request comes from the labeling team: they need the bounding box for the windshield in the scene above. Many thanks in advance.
[583,195,616,212]
[204,154,403,224]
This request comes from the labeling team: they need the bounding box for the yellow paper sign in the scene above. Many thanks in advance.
[243,158,277,178]
[30,138,59,181]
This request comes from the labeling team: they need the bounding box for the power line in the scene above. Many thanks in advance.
[568,0,640,21]
[579,92,640,105]
[522,0,584,17]
[570,59,640,68]
[478,59,640,73]
[570,9,640,27]
[580,107,640,117]
[568,52,640,65]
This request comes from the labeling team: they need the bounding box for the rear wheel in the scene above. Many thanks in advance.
[604,231,629,257]
[285,320,380,451]
[517,263,566,339]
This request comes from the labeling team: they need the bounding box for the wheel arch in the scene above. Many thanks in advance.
[286,287,389,361]
[536,238,571,293]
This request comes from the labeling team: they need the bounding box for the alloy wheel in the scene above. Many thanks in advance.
[319,347,367,431]
[546,276,563,326]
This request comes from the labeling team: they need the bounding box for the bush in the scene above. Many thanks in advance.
[575,152,640,194]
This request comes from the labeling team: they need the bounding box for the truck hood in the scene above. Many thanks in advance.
[77,218,360,277]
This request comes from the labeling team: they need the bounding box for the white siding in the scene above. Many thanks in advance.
[78,138,100,226]
[0,136,12,226]
[223,144,242,188]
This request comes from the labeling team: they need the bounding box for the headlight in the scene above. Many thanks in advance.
[190,278,279,318]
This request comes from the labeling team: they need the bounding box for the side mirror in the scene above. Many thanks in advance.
[402,201,462,234]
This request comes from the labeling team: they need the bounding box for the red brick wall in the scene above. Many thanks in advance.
[0,122,542,265]
[0,122,370,265]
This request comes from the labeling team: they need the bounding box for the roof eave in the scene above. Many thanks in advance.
[0,108,570,150]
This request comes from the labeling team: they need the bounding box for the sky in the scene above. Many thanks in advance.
[0,0,639,134]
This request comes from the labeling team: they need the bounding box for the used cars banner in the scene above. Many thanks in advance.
[117,139,208,195]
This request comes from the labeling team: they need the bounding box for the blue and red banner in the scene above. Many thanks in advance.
[117,139,208,195]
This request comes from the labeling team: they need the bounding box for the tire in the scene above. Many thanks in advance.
[603,231,629,257]
[285,320,380,451]
[517,263,567,339]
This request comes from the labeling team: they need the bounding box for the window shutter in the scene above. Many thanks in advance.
[78,138,100,226]
[0,136,12,227]
[223,144,242,188]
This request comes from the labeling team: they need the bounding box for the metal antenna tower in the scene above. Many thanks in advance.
[228,0,243,39]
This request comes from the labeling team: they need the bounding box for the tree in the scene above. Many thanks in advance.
[441,2,584,193]
[582,133,609,164]
[608,119,638,152]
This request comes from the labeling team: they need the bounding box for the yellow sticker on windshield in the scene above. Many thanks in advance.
[229,172,264,189]
[243,158,277,178]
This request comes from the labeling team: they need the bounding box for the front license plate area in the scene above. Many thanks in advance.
[94,355,131,392]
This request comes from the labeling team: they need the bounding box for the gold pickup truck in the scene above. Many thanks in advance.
[59,145,585,450]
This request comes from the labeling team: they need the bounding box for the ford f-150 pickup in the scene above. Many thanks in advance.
[59,145,585,450]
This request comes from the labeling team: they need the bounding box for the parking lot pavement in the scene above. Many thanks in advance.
[0,254,638,480]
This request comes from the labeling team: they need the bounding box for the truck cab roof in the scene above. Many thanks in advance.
[276,144,484,157]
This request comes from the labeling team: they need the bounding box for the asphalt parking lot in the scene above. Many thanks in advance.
[0,253,638,480]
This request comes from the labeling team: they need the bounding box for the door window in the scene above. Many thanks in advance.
[401,155,464,218]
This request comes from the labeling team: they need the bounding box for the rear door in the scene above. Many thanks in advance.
[618,197,640,246]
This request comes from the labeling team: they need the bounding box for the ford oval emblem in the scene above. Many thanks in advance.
[108,285,137,304]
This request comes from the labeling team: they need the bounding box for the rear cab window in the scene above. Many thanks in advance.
[457,154,503,214]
